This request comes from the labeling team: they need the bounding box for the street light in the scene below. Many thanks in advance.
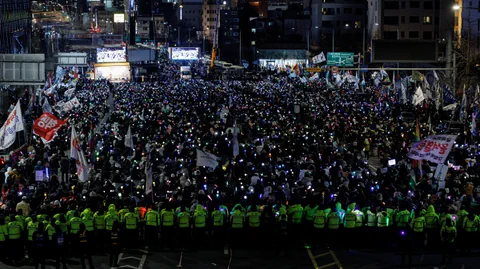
[453,4,461,10]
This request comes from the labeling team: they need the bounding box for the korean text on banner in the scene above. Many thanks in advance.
[0,101,24,150]
[33,112,67,143]
[196,149,219,169]
[407,134,457,164]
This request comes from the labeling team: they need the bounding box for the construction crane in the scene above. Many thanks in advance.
[209,0,222,74]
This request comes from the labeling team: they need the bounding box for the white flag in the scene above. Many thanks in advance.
[232,120,239,157]
[0,100,24,150]
[145,163,153,194]
[125,125,134,148]
[42,98,53,113]
[318,52,326,63]
[70,127,89,181]
[196,149,219,169]
[413,86,425,106]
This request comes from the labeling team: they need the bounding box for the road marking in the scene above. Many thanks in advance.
[226,249,233,269]
[328,250,343,269]
[317,262,336,269]
[177,249,184,268]
[314,252,331,259]
[114,249,148,269]
[306,248,320,269]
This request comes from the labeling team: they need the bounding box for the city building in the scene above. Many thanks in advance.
[219,8,241,63]
[454,0,480,49]
[0,0,31,54]
[203,0,220,42]
[367,0,453,63]
[310,0,366,53]
[177,2,203,46]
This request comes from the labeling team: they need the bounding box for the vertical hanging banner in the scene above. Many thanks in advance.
[0,101,25,150]
[70,127,89,181]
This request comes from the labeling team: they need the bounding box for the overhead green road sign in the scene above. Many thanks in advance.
[327,52,354,66]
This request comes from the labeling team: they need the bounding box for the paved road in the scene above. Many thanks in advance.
[1,245,478,269]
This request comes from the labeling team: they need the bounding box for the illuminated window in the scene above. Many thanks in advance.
[354,21,361,28]
[423,16,432,24]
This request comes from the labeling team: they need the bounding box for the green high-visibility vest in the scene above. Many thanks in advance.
[211,210,224,226]
[146,211,159,226]
[247,211,261,228]
[162,210,174,226]
[412,217,425,233]
[194,211,206,228]
[313,211,326,229]
[27,222,38,241]
[125,213,138,229]
[231,212,244,229]
[0,224,7,241]
[82,217,95,232]
[178,212,190,228]
[69,217,82,234]
[7,221,22,239]
[344,212,356,229]
[94,213,106,230]
[105,214,119,231]
[305,205,318,221]
[328,213,340,229]
[46,224,55,240]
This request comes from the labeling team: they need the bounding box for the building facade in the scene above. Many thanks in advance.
[0,0,31,54]
[310,0,366,52]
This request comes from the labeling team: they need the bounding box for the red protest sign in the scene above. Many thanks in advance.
[33,112,68,143]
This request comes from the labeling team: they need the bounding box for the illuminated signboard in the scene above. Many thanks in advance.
[96,47,126,63]
[170,47,200,60]
[113,14,125,23]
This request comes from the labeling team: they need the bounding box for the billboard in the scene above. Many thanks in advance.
[113,14,125,23]
[327,52,354,66]
[94,63,130,82]
[96,47,127,63]
[372,40,438,63]
[169,47,200,60]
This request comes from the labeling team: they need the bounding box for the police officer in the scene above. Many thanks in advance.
[161,204,175,248]
[26,216,38,263]
[211,205,226,246]
[69,211,83,235]
[423,205,439,249]
[230,206,245,249]
[193,204,207,247]
[462,211,479,254]
[108,221,122,267]
[343,203,357,249]
[145,206,160,248]
[93,208,106,251]
[177,206,191,248]
[32,221,48,269]
[8,213,23,264]
[52,225,68,269]
[327,207,340,248]
[124,208,139,249]
[72,223,95,269]
[105,206,119,231]
[288,203,303,239]
[312,206,328,248]
[0,215,7,262]
[440,215,456,264]
[246,205,261,245]
[410,210,426,257]
[376,209,390,248]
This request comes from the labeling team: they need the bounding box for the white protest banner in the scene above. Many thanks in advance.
[434,164,449,181]
[35,170,44,181]
[0,101,25,149]
[64,87,75,97]
[196,149,219,169]
[407,135,457,164]
[70,97,80,107]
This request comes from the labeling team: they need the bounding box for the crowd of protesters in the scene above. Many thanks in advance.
[0,60,479,269]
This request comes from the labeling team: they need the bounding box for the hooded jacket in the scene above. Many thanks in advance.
[424,205,439,229]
